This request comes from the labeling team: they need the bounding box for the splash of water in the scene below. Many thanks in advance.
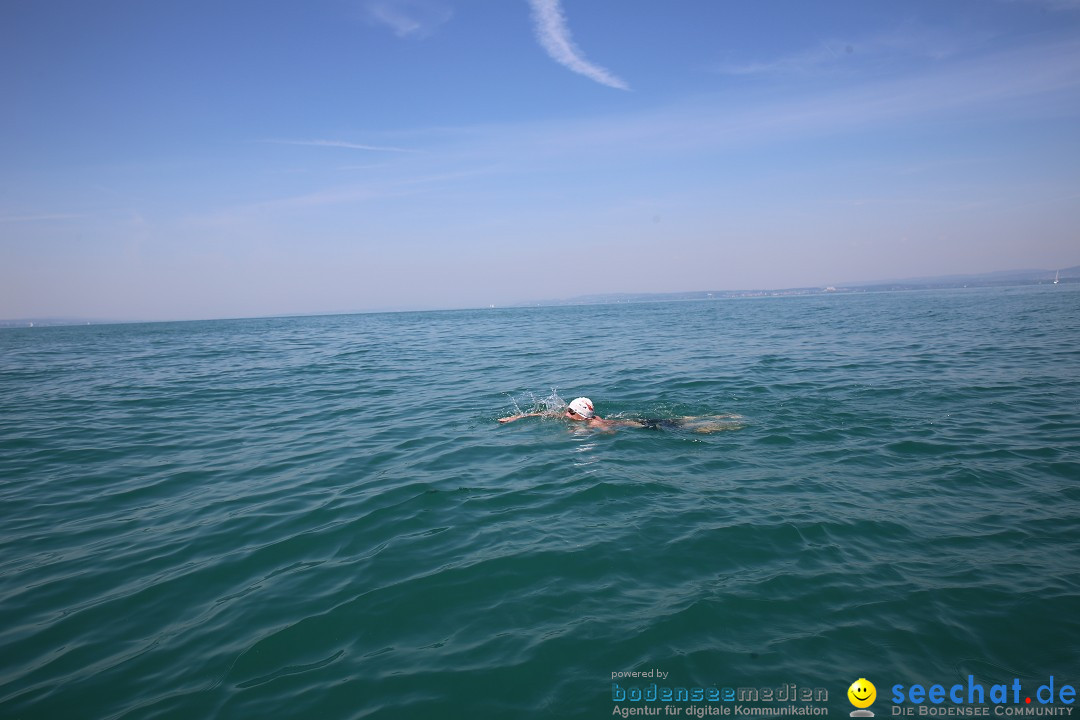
[503,388,568,417]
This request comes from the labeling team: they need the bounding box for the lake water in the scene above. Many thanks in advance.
[2,285,1079,719]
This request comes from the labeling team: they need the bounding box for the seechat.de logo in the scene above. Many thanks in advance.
[849,678,877,717]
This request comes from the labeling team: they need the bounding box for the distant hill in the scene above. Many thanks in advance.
[4,266,1076,326]
[519,266,1079,307]
[0,317,105,329]
[841,265,1080,289]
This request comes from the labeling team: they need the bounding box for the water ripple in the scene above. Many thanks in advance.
[1,287,1079,718]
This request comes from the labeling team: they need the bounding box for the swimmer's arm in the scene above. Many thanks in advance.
[498,412,543,423]
[587,417,642,430]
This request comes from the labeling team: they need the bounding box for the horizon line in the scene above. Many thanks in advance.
[4,267,1074,328]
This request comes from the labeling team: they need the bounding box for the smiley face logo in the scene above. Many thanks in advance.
[848,678,876,709]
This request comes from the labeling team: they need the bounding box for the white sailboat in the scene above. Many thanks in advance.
[1054,270,1060,285]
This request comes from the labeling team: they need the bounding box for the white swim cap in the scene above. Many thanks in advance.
[568,397,595,418]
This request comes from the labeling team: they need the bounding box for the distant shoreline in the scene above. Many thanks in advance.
[2,269,1075,329]
[527,276,1073,308]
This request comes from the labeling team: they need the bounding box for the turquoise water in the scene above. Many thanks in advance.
[2,286,1079,719]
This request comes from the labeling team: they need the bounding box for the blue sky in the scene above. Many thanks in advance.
[2,0,1079,320]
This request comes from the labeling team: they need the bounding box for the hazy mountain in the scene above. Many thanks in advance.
[841,266,1079,287]
[523,266,1078,307]
[5,267,1076,325]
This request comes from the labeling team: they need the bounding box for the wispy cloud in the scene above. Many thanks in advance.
[425,35,1080,164]
[0,213,82,223]
[364,0,452,38]
[526,0,629,90]
[193,166,499,225]
[217,36,1080,226]
[338,163,393,171]
[715,24,989,77]
[263,139,418,153]
[999,0,1080,10]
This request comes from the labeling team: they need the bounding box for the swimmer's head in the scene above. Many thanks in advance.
[567,397,595,419]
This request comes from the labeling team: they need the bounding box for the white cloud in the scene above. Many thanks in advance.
[364,0,452,38]
[526,0,629,90]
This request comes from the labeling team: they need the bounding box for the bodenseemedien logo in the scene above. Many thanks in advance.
[849,678,877,717]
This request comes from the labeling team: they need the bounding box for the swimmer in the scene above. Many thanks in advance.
[498,397,743,433]
[498,397,635,430]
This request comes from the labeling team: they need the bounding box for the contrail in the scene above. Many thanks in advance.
[264,139,417,153]
[527,0,629,90]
